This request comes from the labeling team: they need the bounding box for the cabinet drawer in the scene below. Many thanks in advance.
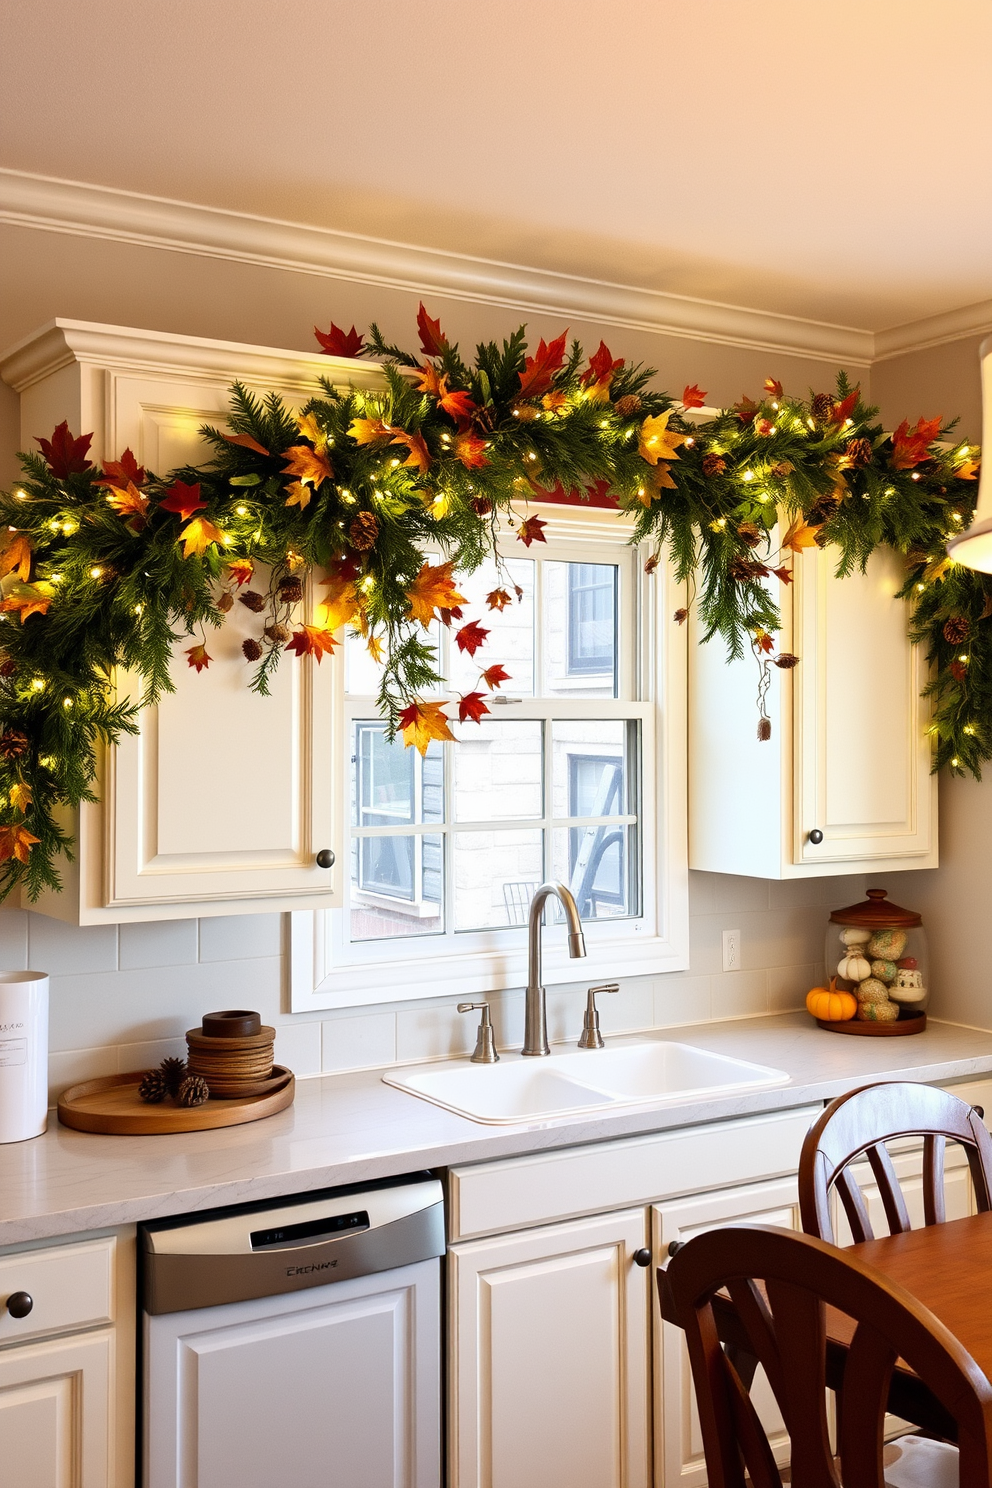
[0,1237,115,1347]
[448,1105,819,1240]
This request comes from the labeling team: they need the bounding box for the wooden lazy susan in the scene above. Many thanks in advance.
[815,1014,927,1038]
[58,1066,295,1135]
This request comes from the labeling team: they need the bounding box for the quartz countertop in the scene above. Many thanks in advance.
[4,1013,992,1248]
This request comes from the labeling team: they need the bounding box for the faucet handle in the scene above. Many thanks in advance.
[458,1002,499,1064]
[578,983,619,1050]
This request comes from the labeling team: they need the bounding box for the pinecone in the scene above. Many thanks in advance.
[757,717,772,742]
[177,1074,210,1108]
[264,622,291,644]
[278,577,304,605]
[242,639,263,662]
[845,436,873,468]
[138,1069,168,1104]
[673,608,688,625]
[729,556,766,582]
[701,453,726,478]
[773,653,800,670]
[159,1056,187,1095]
[510,403,538,422]
[810,392,834,422]
[807,493,841,526]
[943,615,971,645]
[216,592,234,613]
[0,659,17,679]
[470,496,493,516]
[239,590,266,613]
[0,730,29,760]
[737,522,762,549]
[614,394,643,419]
[349,512,379,551]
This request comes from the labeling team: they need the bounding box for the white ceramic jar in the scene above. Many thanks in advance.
[0,970,49,1142]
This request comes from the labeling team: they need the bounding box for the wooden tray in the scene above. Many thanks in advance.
[816,1014,927,1037]
[57,1066,295,1134]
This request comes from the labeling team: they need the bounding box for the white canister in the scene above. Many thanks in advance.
[0,971,49,1142]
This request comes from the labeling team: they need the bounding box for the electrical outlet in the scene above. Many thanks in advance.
[722,928,741,973]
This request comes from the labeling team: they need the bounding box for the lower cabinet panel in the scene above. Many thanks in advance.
[0,1329,113,1488]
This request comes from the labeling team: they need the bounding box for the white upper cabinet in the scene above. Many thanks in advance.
[0,320,385,923]
[689,539,937,878]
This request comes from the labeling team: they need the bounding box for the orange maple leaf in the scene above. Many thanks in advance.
[349,416,392,446]
[753,629,775,655]
[0,583,52,623]
[284,482,313,511]
[638,412,686,466]
[890,415,943,470]
[542,391,569,415]
[223,431,270,456]
[763,378,783,399]
[180,517,226,558]
[185,644,212,672]
[486,588,513,611]
[454,431,488,469]
[226,559,254,588]
[286,626,338,662]
[0,534,32,582]
[96,448,145,489]
[481,664,511,690]
[0,823,39,863]
[519,331,568,400]
[416,304,448,357]
[392,430,431,474]
[830,389,860,425]
[104,481,149,521]
[399,700,455,755]
[681,384,706,410]
[281,445,334,488]
[581,341,624,391]
[319,573,362,631]
[517,515,547,547]
[782,515,821,552]
[406,561,465,627]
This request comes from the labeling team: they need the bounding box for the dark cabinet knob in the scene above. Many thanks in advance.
[315,849,335,869]
[667,1240,685,1258]
[6,1291,33,1318]
[808,829,824,845]
[632,1248,652,1267]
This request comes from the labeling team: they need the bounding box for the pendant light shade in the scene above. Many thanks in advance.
[946,334,992,571]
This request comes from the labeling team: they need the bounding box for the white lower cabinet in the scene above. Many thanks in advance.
[0,1329,114,1488]
[448,1208,652,1488]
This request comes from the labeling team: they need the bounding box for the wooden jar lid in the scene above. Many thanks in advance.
[828,887,922,929]
[187,1025,275,1051]
[201,1009,262,1038]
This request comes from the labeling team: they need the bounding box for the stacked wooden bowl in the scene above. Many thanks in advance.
[185,1010,277,1098]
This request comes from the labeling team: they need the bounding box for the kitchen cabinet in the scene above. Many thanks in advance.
[689,539,937,878]
[0,320,388,923]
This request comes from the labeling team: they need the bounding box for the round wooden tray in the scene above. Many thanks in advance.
[57,1066,294,1134]
[816,1013,927,1037]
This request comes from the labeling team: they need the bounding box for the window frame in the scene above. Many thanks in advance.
[290,503,689,1012]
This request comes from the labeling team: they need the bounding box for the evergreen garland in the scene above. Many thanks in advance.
[0,306,982,901]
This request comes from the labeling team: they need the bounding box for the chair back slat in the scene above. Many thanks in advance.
[835,1166,874,1244]
[865,1142,912,1235]
[924,1133,946,1226]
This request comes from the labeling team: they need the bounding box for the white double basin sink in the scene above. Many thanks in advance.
[384,1038,789,1125]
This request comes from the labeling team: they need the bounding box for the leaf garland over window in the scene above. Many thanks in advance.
[0,306,982,900]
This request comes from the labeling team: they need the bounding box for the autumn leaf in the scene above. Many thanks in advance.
[754,419,775,437]
[281,444,334,487]
[0,534,32,582]
[295,411,331,453]
[223,431,270,456]
[772,566,794,585]
[286,626,338,662]
[638,411,686,466]
[517,515,547,547]
[0,824,39,863]
[650,462,677,491]
[681,384,706,410]
[763,378,783,399]
[104,481,149,521]
[399,699,455,755]
[180,517,226,558]
[314,322,365,358]
[437,606,463,628]
[283,482,312,511]
[923,555,951,585]
[829,389,860,425]
[782,515,821,552]
[481,664,511,690]
[581,341,624,398]
[518,330,569,399]
[454,430,488,469]
[9,782,31,813]
[417,303,448,357]
[159,481,207,521]
[891,415,943,470]
[956,458,980,480]
[366,635,385,664]
[734,395,760,425]
[185,644,212,672]
[542,391,569,415]
[0,583,52,623]
[319,573,362,631]
[96,448,145,489]
[406,561,466,627]
[392,430,431,474]
[455,620,490,656]
[226,558,254,588]
[35,422,92,477]
[486,588,513,611]
[349,416,391,446]
[458,692,490,724]
[753,629,775,655]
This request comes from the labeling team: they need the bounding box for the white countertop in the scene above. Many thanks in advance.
[4,1013,992,1248]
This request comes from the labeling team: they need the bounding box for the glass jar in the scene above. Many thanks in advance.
[826,888,929,1023]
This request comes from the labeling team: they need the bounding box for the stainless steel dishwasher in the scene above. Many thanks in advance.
[140,1172,444,1488]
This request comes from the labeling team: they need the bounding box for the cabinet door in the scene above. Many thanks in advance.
[794,543,934,866]
[653,1178,801,1488]
[448,1208,651,1488]
[0,1329,113,1488]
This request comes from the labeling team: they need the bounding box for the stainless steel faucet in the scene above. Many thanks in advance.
[522,881,587,1056]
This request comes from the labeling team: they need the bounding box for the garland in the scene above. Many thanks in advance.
[0,304,983,901]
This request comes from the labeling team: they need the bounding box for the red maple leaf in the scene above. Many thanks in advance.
[454,430,488,469]
[753,630,775,655]
[891,415,943,470]
[226,558,254,588]
[763,378,783,399]
[96,447,145,490]
[35,422,93,477]
[458,691,490,724]
[440,388,478,424]
[580,341,624,388]
[417,303,447,357]
[518,331,569,399]
[772,566,794,585]
[481,664,511,690]
[830,389,860,425]
[314,322,365,358]
[455,620,490,656]
[681,384,706,409]
[437,606,464,628]
[734,396,759,425]
[285,626,338,662]
[486,588,513,611]
[517,515,547,547]
[159,482,207,521]
[185,643,211,672]
[950,659,968,682]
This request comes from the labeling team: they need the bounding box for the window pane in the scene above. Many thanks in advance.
[453,829,544,930]
[551,721,631,819]
[453,720,543,822]
[543,561,618,698]
[552,825,635,921]
[350,833,444,941]
[447,557,534,695]
[347,621,441,697]
[351,723,443,827]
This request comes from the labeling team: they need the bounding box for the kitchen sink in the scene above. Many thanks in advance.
[383,1038,789,1125]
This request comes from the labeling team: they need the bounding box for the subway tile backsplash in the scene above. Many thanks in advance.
[9,871,864,1104]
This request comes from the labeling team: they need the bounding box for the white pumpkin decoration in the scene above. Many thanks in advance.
[837,950,872,982]
[839,927,871,947]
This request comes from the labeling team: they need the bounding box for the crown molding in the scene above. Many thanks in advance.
[0,168,874,368]
[873,300,992,362]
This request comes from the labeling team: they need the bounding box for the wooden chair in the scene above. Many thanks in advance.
[799,1080,992,1245]
[664,1223,990,1487]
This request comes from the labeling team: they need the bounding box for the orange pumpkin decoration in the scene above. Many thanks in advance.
[806,980,857,1023]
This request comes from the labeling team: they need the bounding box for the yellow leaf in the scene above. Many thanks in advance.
[281,445,333,488]
[0,534,32,582]
[319,574,362,631]
[392,430,431,475]
[366,635,384,664]
[924,556,951,585]
[284,481,312,511]
[782,515,821,552]
[957,459,980,480]
[9,783,31,812]
[296,411,329,453]
[104,481,149,520]
[349,416,391,446]
[399,701,456,756]
[638,411,686,466]
[0,582,53,623]
[0,823,39,863]
[406,561,466,628]
[180,517,226,558]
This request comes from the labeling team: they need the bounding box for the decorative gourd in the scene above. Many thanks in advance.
[867,928,907,961]
[837,950,871,982]
[839,928,871,947]
[857,999,900,1023]
[806,986,857,1022]
[857,977,890,1004]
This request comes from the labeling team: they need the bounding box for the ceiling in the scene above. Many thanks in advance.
[3,0,991,333]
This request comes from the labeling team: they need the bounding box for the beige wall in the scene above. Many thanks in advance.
[873,336,984,443]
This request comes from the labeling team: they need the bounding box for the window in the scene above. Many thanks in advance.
[290,506,689,1011]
